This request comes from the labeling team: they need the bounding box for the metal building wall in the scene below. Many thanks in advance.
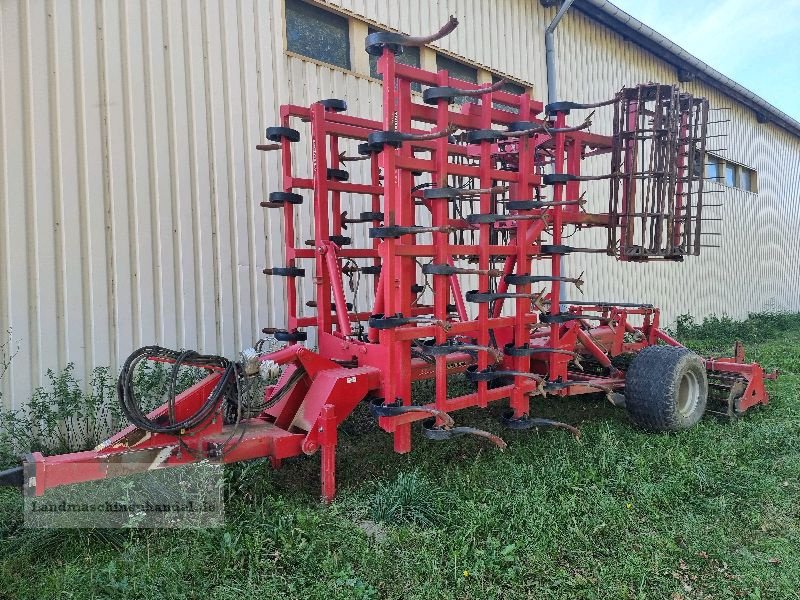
[1,0,797,409]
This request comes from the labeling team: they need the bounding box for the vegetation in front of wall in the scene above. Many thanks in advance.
[0,312,797,599]
[0,362,203,468]
[671,311,800,347]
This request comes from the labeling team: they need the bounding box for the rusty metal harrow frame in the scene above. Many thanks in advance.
[2,18,774,503]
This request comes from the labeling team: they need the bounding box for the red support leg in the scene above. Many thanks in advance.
[319,404,337,503]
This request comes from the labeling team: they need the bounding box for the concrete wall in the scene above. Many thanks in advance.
[1,0,798,408]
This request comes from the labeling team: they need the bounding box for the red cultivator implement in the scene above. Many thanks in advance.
[1,18,775,502]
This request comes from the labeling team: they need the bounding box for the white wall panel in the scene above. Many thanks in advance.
[1,0,798,408]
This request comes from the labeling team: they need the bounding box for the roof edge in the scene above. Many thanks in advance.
[573,0,800,139]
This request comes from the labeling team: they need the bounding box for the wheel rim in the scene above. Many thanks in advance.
[677,370,701,417]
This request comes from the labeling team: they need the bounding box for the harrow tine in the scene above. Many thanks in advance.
[421,419,507,449]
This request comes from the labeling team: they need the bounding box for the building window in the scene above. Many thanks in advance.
[492,75,527,113]
[368,28,421,91]
[724,162,736,187]
[436,55,479,104]
[285,0,350,70]
[704,153,757,192]
[739,166,756,192]
[706,155,721,181]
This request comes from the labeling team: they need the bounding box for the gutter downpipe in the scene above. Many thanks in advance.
[545,0,576,105]
[544,0,576,302]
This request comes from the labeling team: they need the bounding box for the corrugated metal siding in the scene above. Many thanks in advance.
[1,0,798,408]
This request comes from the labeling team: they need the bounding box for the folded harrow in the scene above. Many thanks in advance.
[0,17,775,502]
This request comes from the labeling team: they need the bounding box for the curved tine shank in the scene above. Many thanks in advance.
[391,406,455,428]
[458,184,510,197]
[403,124,457,142]
[457,78,507,98]
[403,15,459,46]
[504,117,593,139]
[451,427,508,449]
[527,419,581,438]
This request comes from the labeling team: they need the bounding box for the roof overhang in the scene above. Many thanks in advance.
[568,0,800,138]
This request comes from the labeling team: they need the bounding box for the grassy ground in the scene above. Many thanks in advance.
[0,315,798,599]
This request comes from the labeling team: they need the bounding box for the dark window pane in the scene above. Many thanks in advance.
[492,75,527,113]
[368,28,421,91]
[740,167,753,192]
[436,55,478,104]
[286,0,350,69]
[725,163,736,187]
[706,156,719,181]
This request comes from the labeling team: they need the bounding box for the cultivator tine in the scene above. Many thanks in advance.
[423,78,507,105]
[501,410,581,438]
[424,185,509,200]
[417,343,504,361]
[421,419,507,449]
[370,225,456,239]
[422,263,504,277]
[504,271,584,292]
[370,399,455,428]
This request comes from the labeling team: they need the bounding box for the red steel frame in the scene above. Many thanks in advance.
[16,37,774,504]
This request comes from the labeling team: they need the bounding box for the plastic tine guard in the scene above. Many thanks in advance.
[538,313,584,323]
[422,78,505,106]
[265,126,300,143]
[329,235,351,246]
[544,97,615,115]
[359,211,384,221]
[365,31,407,56]
[319,98,347,112]
[506,200,548,210]
[370,226,432,239]
[262,329,308,342]
[368,314,412,329]
[422,87,461,105]
[327,168,349,181]
[506,120,539,132]
[465,367,507,382]
[540,244,573,255]
[263,267,305,277]
[422,264,462,275]
[423,187,463,200]
[505,274,570,285]
[358,142,380,156]
[367,131,406,150]
[466,213,510,225]
[465,290,500,303]
[261,192,303,208]
[542,173,580,185]
[465,129,506,144]
[361,265,382,275]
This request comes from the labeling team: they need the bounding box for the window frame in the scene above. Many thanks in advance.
[284,0,352,71]
[281,1,534,107]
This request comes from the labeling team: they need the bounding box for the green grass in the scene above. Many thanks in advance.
[0,315,798,599]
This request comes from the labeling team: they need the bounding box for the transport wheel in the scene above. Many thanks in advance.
[624,345,708,431]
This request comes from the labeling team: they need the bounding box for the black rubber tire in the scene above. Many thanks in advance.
[625,345,708,431]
